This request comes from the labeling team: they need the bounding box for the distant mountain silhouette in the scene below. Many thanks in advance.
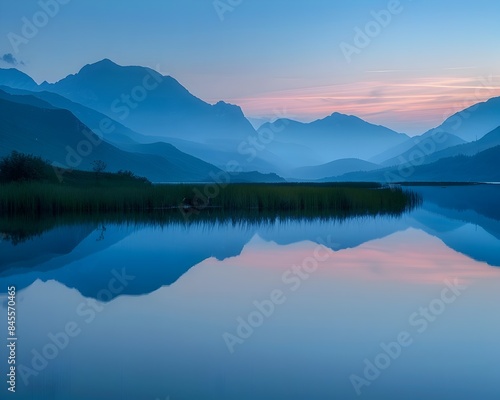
[0,68,38,91]
[0,87,57,109]
[2,61,500,181]
[0,93,225,182]
[1,62,289,173]
[423,96,500,142]
[0,86,285,180]
[378,132,467,167]
[291,158,379,181]
[371,96,500,169]
[233,171,286,183]
[0,85,149,145]
[370,98,500,165]
[370,125,500,171]
[334,145,500,182]
[258,113,409,163]
[38,59,258,143]
[410,125,500,165]
[159,135,287,173]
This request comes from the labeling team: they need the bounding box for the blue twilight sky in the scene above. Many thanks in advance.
[1,0,500,134]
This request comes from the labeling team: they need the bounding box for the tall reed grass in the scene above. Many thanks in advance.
[0,182,420,217]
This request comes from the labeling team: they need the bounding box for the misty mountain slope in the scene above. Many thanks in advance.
[38,59,259,143]
[0,97,224,182]
[371,96,500,164]
[155,136,285,173]
[400,146,500,181]
[0,87,281,179]
[423,96,500,142]
[290,158,380,180]
[119,141,235,179]
[0,87,57,110]
[2,62,499,182]
[0,68,39,91]
[0,86,148,145]
[258,113,409,162]
[409,125,500,166]
[381,131,467,167]
[369,136,417,164]
[331,145,500,182]
[260,140,324,170]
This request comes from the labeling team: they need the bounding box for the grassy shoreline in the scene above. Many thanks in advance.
[0,181,421,217]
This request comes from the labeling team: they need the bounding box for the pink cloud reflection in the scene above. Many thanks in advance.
[203,229,500,285]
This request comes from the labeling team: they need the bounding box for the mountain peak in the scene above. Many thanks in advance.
[314,112,360,126]
[97,58,116,65]
[213,101,246,119]
[326,112,357,121]
[74,59,168,86]
[214,100,241,110]
[79,58,120,73]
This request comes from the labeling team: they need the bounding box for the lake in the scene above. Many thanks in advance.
[1,185,499,399]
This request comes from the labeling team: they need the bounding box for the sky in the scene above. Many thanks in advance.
[1,0,500,135]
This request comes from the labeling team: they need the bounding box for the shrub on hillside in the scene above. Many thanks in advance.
[0,151,51,182]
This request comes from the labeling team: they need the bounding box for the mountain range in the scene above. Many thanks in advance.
[258,113,409,162]
[1,59,499,183]
[0,91,222,182]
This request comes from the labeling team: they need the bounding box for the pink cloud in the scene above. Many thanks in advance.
[221,75,500,134]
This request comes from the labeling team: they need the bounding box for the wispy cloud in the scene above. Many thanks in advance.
[1,53,24,66]
[228,75,500,135]
[442,66,477,71]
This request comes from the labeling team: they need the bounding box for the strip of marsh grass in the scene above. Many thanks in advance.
[1,208,411,246]
[0,182,420,217]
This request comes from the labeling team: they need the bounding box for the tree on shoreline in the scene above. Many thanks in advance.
[0,151,49,182]
[92,160,107,180]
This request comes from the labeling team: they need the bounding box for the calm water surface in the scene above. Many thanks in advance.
[1,186,499,399]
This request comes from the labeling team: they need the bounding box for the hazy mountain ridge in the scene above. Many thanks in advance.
[258,113,409,163]
[0,93,224,182]
[413,125,500,165]
[0,85,149,145]
[0,68,38,91]
[290,158,380,181]
[380,132,467,167]
[332,144,500,182]
[1,60,500,182]
[423,96,500,142]
[39,59,258,143]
